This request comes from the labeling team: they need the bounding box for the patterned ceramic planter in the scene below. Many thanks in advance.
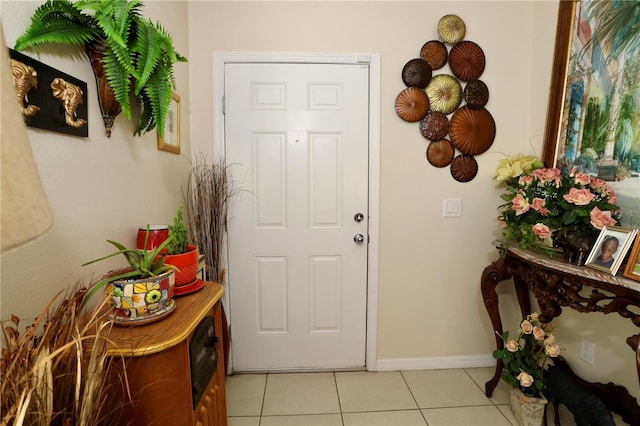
[509,387,548,426]
[106,270,176,324]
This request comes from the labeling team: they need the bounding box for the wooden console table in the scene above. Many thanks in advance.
[106,281,227,426]
[481,242,640,423]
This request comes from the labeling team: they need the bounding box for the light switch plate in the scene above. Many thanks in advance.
[443,198,462,218]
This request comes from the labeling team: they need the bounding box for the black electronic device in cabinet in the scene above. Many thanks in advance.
[189,315,218,408]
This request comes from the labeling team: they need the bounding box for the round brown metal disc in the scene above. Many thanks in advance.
[464,79,489,109]
[419,110,449,141]
[420,40,448,70]
[449,106,495,155]
[449,41,485,81]
[426,139,455,168]
[402,58,432,89]
[450,154,478,182]
[395,87,429,122]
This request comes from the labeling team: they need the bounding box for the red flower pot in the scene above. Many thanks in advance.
[163,245,199,286]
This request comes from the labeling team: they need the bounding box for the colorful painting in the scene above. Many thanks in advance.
[543,0,640,228]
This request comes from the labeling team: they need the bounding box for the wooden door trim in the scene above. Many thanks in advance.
[212,52,380,371]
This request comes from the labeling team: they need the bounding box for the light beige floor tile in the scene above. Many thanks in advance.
[465,367,511,405]
[262,372,340,416]
[343,410,427,426]
[421,406,512,426]
[496,404,518,425]
[260,414,343,426]
[335,371,417,412]
[227,417,260,426]
[226,374,267,417]
[402,369,492,408]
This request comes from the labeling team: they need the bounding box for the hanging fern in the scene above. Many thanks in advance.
[14,0,187,137]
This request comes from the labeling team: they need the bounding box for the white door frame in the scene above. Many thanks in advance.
[212,52,380,371]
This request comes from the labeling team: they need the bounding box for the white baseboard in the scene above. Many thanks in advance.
[374,354,495,371]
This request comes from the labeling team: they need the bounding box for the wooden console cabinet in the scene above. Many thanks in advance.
[106,282,227,426]
[481,243,640,424]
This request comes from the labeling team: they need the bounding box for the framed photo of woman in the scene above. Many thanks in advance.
[585,226,638,275]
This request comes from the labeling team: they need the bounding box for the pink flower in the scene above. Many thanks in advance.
[518,175,534,186]
[532,168,562,187]
[544,334,556,345]
[589,206,617,230]
[530,197,546,211]
[532,223,551,240]
[517,372,534,387]
[506,340,519,352]
[545,344,561,357]
[512,194,530,216]
[574,172,590,186]
[532,326,545,341]
[563,187,595,205]
[521,320,533,334]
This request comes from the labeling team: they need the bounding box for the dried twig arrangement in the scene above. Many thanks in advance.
[1,284,125,426]
[185,154,237,283]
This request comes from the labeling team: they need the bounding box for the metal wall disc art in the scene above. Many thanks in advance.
[426,139,455,168]
[396,13,494,183]
[426,74,462,114]
[420,40,448,70]
[449,41,486,81]
[449,105,496,155]
[464,80,489,109]
[395,87,429,122]
[450,154,478,182]
[438,14,466,45]
[402,58,432,89]
[419,110,449,141]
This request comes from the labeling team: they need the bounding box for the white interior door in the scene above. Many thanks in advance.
[225,63,369,370]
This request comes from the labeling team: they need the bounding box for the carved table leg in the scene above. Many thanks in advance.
[481,255,512,397]
[513,274,532,319]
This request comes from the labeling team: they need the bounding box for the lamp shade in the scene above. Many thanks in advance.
[1,24,53,252]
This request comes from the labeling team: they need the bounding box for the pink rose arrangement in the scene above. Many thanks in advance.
[493,312,562,397]
[494,154,620,253]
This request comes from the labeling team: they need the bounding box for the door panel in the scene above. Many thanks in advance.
[225,63,369,370]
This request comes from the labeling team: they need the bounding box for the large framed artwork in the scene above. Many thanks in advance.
[542,0,640,228]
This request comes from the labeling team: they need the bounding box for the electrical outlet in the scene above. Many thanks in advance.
[580,338,596,365]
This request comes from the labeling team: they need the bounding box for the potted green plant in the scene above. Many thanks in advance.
[163,205,200,286]
[82,225,177,323]
[493,312,562,425]
[14,0,187,137]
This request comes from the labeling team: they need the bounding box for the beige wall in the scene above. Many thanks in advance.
[0,1,192,321]
[1,0,637,403]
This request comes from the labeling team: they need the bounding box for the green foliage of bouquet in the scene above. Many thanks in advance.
[493,313,562,397]
[494,154,620,252]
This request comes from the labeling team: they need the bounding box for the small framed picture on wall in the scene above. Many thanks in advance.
[157,91,181,154]
[585,226,638,276]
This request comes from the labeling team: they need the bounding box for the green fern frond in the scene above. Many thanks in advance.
[14,0,97,50]
[102,47,132,119]
[132,22,163,94]
[135,91,156,136]
[143,68,172,137]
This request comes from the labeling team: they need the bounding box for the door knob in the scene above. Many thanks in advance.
[354,213,364,223]
[354,234,365,244]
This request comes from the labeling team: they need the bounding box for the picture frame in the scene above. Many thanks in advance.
[623,234,640,282]
[542,0,640,228]
[157,91,181,154]
[585,226,637,276]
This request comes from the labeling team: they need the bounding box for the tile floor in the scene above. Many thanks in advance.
[226,367,628,426]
